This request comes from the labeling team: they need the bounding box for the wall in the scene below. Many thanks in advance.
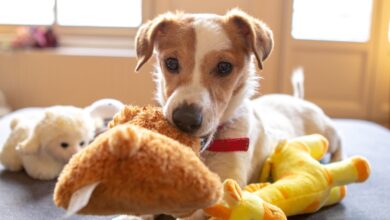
[0,0,389,126]
[0,49,155,108]
[0,0,284,109]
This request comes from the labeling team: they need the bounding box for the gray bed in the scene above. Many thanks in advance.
[0,109,389,220]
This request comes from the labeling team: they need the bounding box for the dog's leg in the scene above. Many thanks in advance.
[322,118,344,162]
[329,135,344,162]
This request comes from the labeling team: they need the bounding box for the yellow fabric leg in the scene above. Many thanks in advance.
[324,186,347,207]
[325,156,370,187]
[289,134,329,160]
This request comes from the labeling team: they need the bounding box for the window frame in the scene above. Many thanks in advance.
[0,0,153,48]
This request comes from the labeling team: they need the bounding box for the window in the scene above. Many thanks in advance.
[388,22,390,43]
[0,0,55,25]
[291,0,373,42]
[57,0,141,28]
[0,0,142,28]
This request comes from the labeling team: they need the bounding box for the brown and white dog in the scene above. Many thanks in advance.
[135,9,343,219]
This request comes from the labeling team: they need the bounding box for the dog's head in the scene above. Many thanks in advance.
[135,9,273,137]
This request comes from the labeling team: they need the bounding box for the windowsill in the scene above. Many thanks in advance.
[0,31,137,58]
[0,46,136,58]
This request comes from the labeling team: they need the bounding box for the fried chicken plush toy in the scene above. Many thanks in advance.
[53,106,222,217]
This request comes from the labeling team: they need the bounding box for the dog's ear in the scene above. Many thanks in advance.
[225,9,274,70]
[135,13,175,71]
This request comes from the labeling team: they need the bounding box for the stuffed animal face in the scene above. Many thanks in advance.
[44,131,92,163]
[19,106,96,163]
[41,107,95,163]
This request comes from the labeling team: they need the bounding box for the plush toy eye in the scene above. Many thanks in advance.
[60,142,69,148]
[165,57,180,73]
[79,141,85,147]
[216,61,233,76]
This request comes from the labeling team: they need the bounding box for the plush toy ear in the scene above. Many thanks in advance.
[204,204,232,220]
[135,12,176,71]
[259,158,272,182]
[17,131,40,154]
[223,179,243,207]
[224,9,274,70]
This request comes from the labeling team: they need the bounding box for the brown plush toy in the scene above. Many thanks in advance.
[53,106,222,217]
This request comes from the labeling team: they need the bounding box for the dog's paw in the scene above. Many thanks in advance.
[177,210,208,220]
[108,125,141,158]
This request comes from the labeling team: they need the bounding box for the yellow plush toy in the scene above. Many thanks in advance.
[205,179,286,220]
[205,134,371,219]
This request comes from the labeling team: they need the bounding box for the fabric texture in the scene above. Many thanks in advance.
[0,110,389,219]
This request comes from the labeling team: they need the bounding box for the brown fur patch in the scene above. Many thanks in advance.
[200,48,248,118]
[195,16,255,119]
[154,15,196,100]
[223,9,274,69]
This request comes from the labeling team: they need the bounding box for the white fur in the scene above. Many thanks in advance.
[163,85,213,135]
[192,15,231,84]
[0,106,95,180]
[292,67,305,99]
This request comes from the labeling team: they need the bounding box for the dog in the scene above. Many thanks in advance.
[134,9,343,219]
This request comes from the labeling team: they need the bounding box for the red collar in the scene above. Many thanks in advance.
[207,137,249,152]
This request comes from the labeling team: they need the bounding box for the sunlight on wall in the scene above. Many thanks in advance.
[292,0,373,42]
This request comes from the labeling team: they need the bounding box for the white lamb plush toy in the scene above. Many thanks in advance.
[85,98,124,134]
[0,106,95,180]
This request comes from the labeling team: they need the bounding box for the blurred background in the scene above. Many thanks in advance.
[0,0,389,126]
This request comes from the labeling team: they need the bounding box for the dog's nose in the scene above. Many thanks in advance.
[172,104,202,133]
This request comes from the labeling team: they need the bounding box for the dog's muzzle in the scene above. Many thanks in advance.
[172,103,202,133]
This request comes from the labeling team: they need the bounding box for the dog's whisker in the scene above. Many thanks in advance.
[200,131,216,154]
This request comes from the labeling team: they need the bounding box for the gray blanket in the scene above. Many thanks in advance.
[0,117,388,220]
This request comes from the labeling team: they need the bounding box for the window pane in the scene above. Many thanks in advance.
[0,0,55,25]
[57,0,142,28]
[292,0,373,42]
[388,22,390,43]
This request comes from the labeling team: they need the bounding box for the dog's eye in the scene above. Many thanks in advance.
[60,142,69,148]
[216,61,233,76]
[165,57,179,73]
[79,141,85,147]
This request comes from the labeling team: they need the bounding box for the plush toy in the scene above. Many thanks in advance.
[0,106,95,180]
[84,98,124,135]
[53,105,221,217]
[205,179,286,220]
[205,134,371,219]
[11,26,58,49]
